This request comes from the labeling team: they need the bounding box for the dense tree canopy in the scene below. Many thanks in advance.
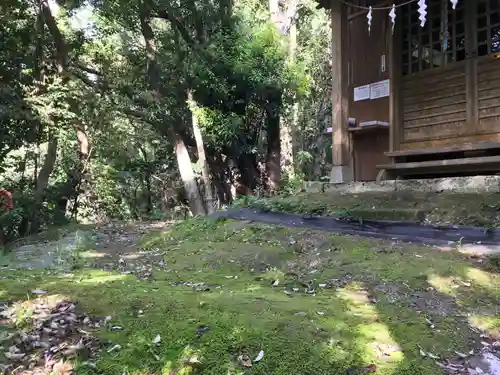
[0,0,333,244]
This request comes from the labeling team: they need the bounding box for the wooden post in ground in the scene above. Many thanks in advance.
[330,0,352,183]
[388,5,402,153]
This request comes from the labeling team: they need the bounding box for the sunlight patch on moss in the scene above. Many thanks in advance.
[245,284,262,292]
[336,284,405,373]
[469,316,500,337]
[78,273,127,284]
[79,250,107,259]
[161,361,175,375]
[337,283,405,374]
[427,274,457,296]
[466,267,500,295]
[360,323,405,369]
[336,284,377,321]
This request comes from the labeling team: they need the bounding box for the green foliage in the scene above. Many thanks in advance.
[0,0,333,244]
[278,173,307,197]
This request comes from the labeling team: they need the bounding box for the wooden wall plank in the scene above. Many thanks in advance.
[479,107,500,118]
[405,113,466,128]
[402,71,465,89]
[404,94,466,114]
[403,121,468,141]
[400,133,500,150]
[479,97,500,109]
[478,69,500,82]
[402,60,466,81]
[476,59,500,134]
[404,103,467,121]
[466,58,479,132]
[478,86,500,100]
[403,85,466,103]
[402,78,465,96]
[401,62,467,142]
[477,56,500,72]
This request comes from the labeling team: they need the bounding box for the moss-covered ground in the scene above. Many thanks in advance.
[1,217,499,375]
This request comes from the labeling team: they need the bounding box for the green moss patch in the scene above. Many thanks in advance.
[0,218,499,375]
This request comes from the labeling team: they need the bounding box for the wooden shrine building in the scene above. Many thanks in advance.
[317,0,500,182]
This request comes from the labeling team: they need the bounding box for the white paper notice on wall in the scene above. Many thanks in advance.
[370,79,390,100]
[354,84,370,102]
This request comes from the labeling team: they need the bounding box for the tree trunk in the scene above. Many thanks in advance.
[31,131,58,232]
[39,0,67,73]
[171,130,206,216]
[138,146,153,214]
[209,154,232,206]
[139,3,206,216]
[188,91,215,214]
[39,0,90,219]
[35,131,58,205]
[266,97,281,192]
[280,0,298,178]
[266,0,289,191]
[58,125,90,217]
[269,0,279,24]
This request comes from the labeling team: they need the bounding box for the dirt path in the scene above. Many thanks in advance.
[7,207,500,272]
[3,221,169,270]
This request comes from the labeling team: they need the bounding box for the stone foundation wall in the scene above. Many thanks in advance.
[304,176,500,194]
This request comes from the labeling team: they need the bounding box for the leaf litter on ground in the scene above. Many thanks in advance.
[0,296,106,375]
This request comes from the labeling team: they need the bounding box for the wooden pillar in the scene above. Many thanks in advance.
[465,0,478,134]
[389,8,402,152]
[330,0,352,183]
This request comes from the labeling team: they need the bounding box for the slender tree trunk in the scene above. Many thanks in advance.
[139,3,206,216]
[138,147,153,214]
[188,91,215,214]
[31,131,58,232]
[18,152,28,190]
[281,0,298,178]
[170,129,206,216]
[269,0,299,181]
[40,0,90,218]
[269,0,279,23]
[66,125,90,217]
[267,0,281,191]
[35,132,58,205]
[266,97,281,192]
[39,0,67,73]
[144,175,152,213]
[209,154,232,206]
[33,141,39,189]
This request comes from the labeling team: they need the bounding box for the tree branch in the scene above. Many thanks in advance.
[70,69,98,88]
[75,63,102,76]
[39,0,67,72]
[151,9,197,49]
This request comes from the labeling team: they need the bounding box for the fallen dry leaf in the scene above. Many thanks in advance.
[52,360,73,375]
[237,354,252,368]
